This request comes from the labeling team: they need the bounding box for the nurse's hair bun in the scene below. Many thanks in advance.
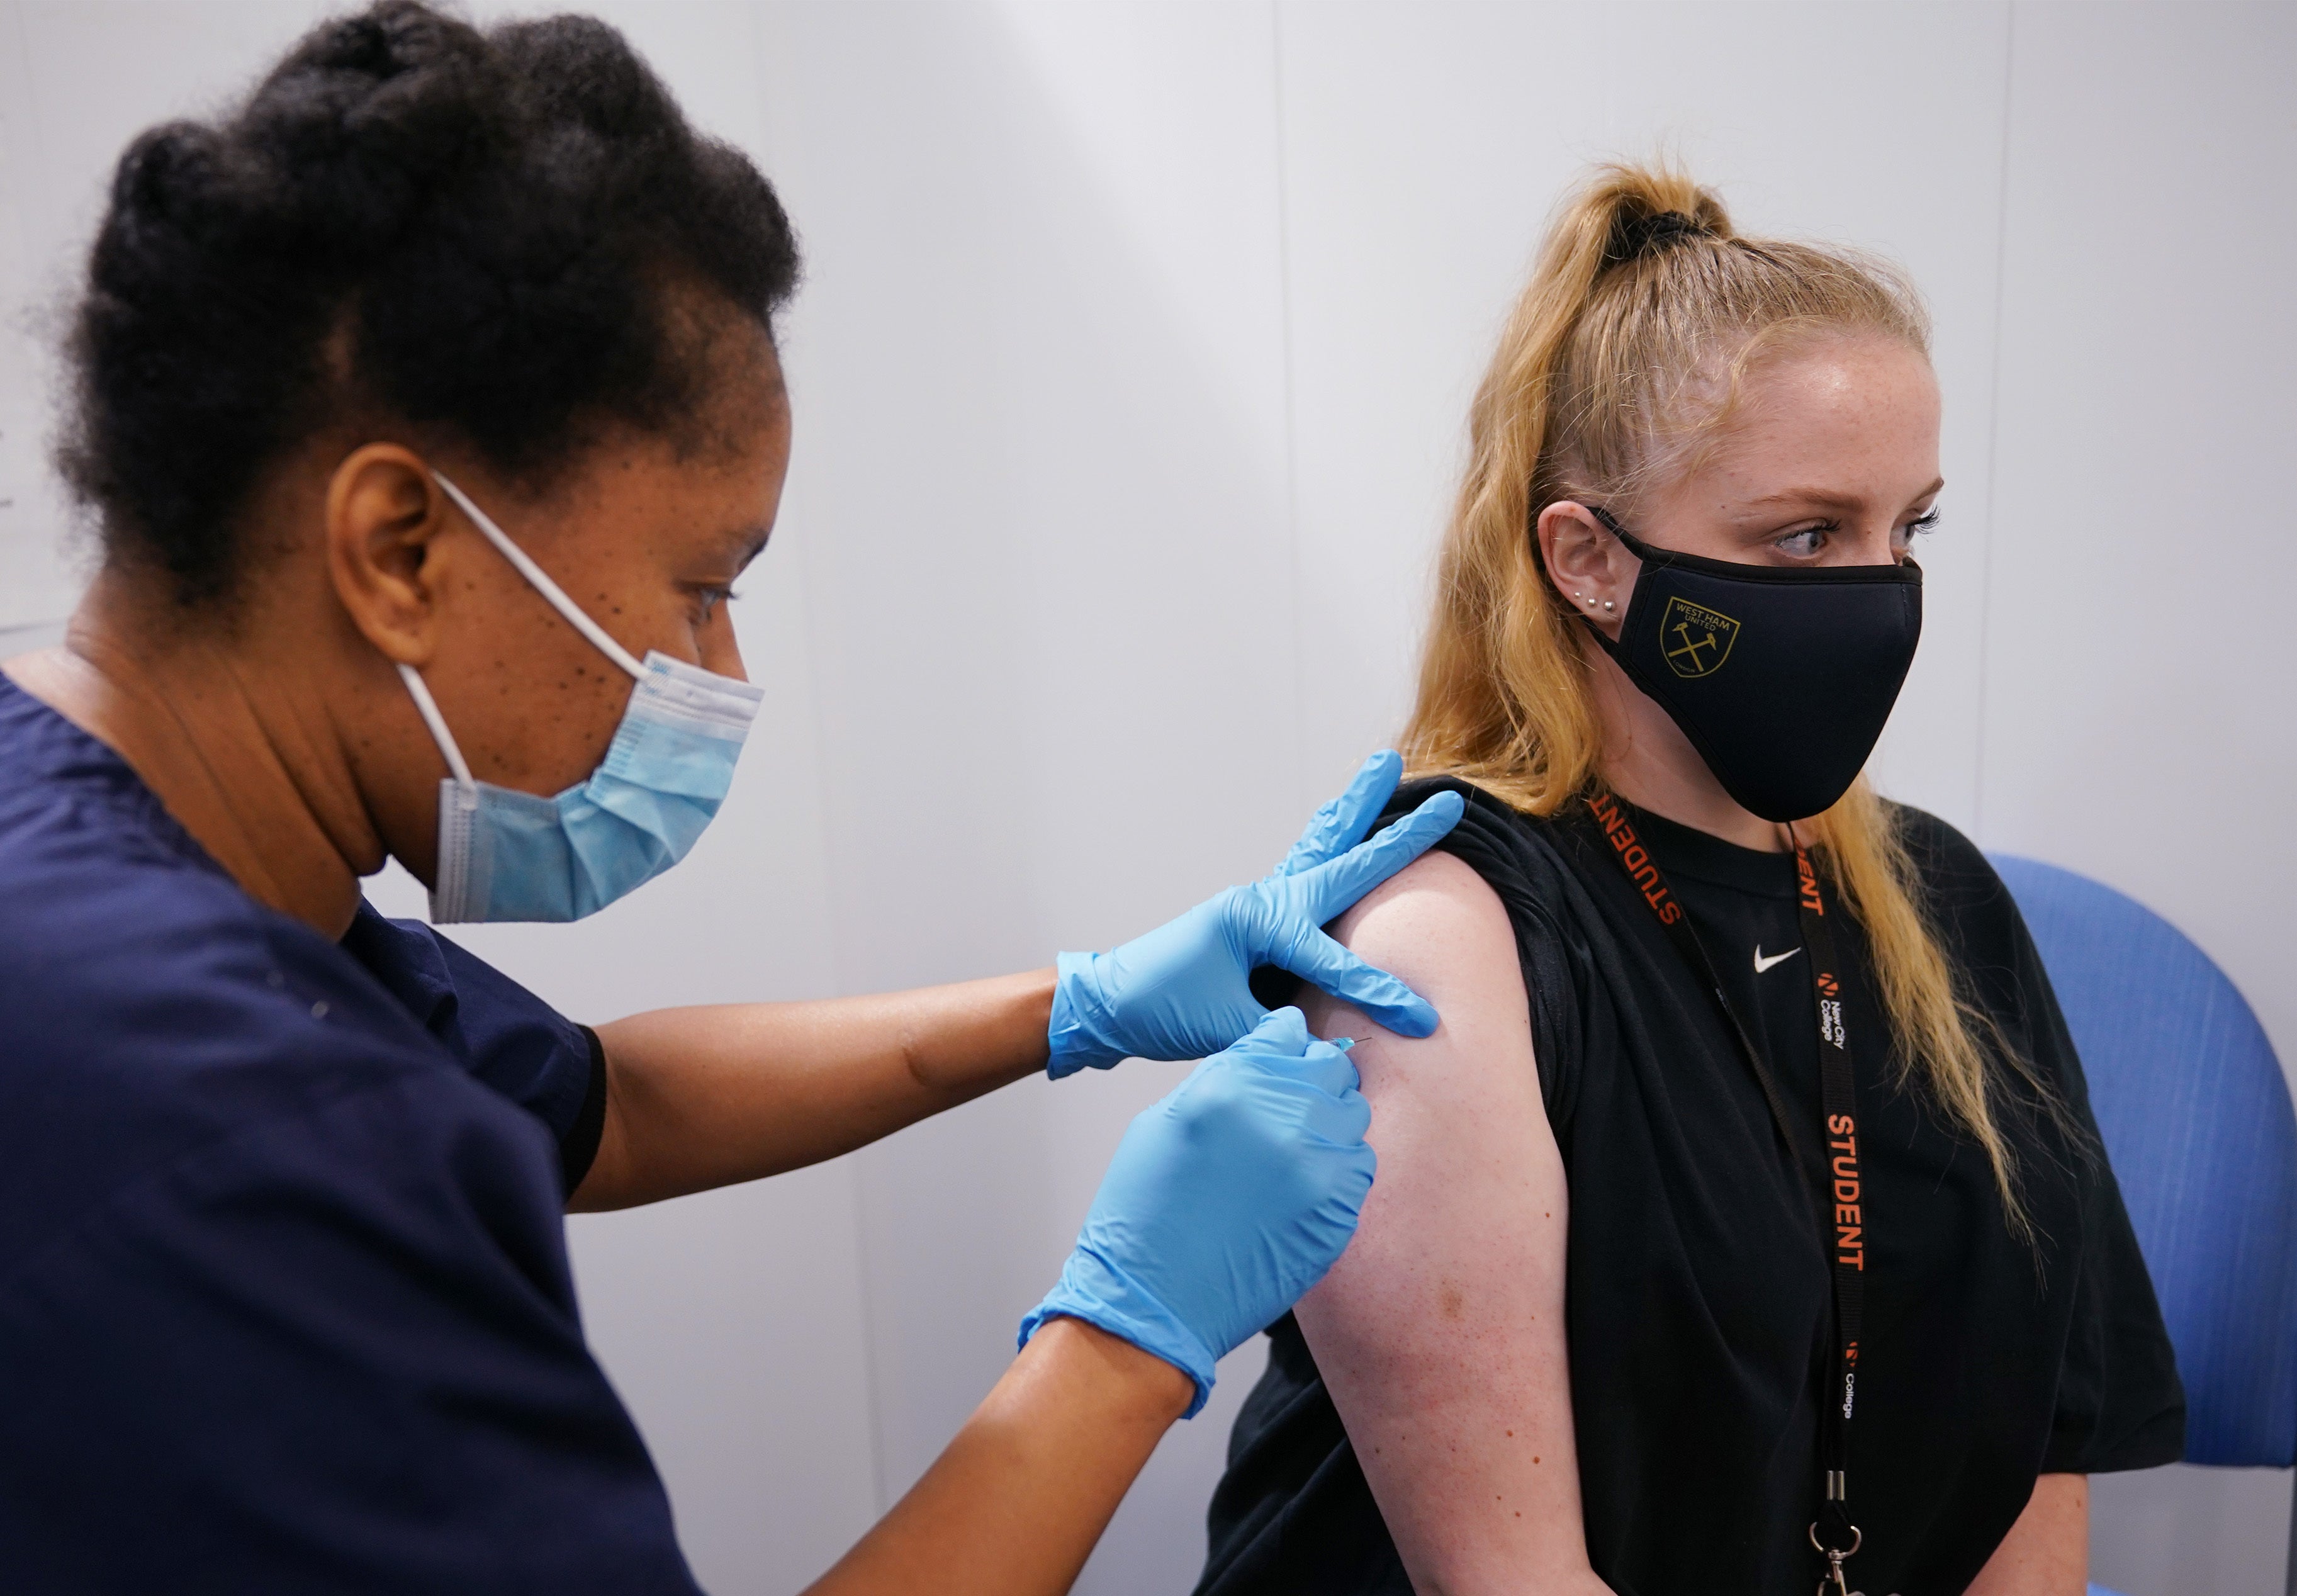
[59,0,801,608]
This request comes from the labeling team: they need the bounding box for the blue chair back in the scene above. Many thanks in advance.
[1991,855,2297,1467]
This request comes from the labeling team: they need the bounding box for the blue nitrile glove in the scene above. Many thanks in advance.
[1019,1006,1374,1415]
[1046,750,1464,1077]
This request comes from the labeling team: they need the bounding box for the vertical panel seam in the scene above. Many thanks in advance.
[1271,0,1309,807]
[1974,0,2018,843]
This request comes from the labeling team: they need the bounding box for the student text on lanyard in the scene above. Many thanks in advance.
[1580,791,1870,1596]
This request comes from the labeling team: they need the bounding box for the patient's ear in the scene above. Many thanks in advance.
[1536,500,1632,641]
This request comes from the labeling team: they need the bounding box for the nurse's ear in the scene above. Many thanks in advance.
[322,444,458,668]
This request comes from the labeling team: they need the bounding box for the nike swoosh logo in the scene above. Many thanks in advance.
[1754,945,1803,974]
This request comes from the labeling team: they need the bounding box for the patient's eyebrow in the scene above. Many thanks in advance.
[1741,477,1945,514]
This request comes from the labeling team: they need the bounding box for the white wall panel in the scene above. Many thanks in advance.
[1981,1,2296,1086]
[2094,1464,2293,1596]
[1982,13,2297,1584]
[0,6,67,628]
[0,0,345,624]
[1274,1,1610,810]
[746,4,1300,1589]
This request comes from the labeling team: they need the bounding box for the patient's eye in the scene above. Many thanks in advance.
[1773,522,1833,558]
[1893,509,1941,556]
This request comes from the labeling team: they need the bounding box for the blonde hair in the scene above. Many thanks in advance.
[1403,161,2048,1233]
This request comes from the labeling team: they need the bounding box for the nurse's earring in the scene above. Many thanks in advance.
[1573,591,1617,614]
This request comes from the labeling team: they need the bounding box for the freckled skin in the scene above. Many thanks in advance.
[6,292,792,939]
[349,314,792,886]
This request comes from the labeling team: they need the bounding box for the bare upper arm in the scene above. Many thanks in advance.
[1296,851,1600,1593]
[1963,1475,2087,1596]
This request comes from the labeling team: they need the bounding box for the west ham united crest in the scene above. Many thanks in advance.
[1660,596,1741,678]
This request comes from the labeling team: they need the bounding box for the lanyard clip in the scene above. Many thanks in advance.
[1809,1521,1863,1596]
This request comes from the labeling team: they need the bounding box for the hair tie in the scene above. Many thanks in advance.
[1609,210,1707,265]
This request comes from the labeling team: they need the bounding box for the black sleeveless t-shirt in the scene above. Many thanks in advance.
[1199,780,2182,1596]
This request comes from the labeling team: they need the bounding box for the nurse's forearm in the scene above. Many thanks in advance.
[571,969,1055,1210]
[802,1316,1189,1596]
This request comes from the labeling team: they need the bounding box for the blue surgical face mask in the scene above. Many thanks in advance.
[395,473,764,924]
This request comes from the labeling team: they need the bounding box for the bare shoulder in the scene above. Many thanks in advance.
[1305,854,1534,1130]
[1328,849,1517,979]
[1303,850,1531,1092]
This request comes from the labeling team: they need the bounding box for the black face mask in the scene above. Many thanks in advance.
[1572,505,1923,823]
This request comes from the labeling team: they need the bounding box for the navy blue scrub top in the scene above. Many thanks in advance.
[0,678,702,1593]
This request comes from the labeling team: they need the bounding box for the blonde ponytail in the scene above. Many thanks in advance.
[1403,162,2050,1235]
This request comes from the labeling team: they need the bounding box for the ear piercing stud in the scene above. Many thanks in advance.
[1603,599,1615,612]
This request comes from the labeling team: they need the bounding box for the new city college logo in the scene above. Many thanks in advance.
[1659,595,1741,678]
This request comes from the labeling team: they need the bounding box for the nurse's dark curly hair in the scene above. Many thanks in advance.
[58,0,801,607]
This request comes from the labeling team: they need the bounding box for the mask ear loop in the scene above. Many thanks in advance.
[431,471,649,683]
[398,660,483,923]
[397,663,477,792]
[1580,501,1666,567]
